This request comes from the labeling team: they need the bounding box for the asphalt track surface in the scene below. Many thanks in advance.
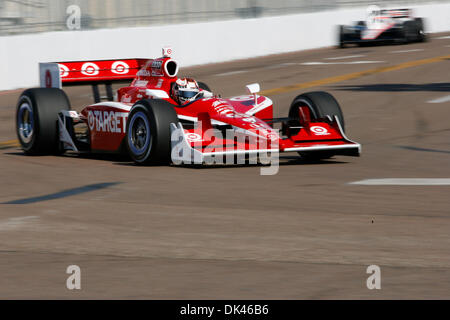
[1,33,450,299]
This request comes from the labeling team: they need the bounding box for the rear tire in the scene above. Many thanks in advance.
[338,25,345,48]
[401,21,416,43]
[414,18,426,42]
[125,99,179,164]
[289,91,345,160]
[16,88,70,155]
[198,82,211,92]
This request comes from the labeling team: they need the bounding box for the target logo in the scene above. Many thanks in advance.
[81,62,100,76]
[185,132,202,142]
[310,126,330,135]
[59,64,70,77]
[111,61,130,75]
[163,47,172,57]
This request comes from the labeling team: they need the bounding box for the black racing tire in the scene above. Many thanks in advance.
[198,81,211,92]
[289,91,345,160]
[402,20,416,43]
[125,99,179,165]
[289,91,345,131]
[338,25,346,48]
[16,88,70,155]
[414,18,426,42]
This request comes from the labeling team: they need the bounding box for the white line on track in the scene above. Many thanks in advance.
[435,35,450,39]
[349,179,450,185]
[325,54,366,60]
[0,216,39,231]
[301,61,383,65]
[390,49,424,53]
[264,62,297,69]
[427,95,450,103]
[214,70,249,77]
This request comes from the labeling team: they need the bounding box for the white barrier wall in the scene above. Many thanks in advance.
[1,3,449,91]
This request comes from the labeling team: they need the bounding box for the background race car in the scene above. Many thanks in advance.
[338,5,426,47]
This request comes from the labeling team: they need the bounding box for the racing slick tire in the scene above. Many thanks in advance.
[16,88,71,155]
[289,91,345,160]
[338,25,346,48]
[198,82,211,92]
[401,20,417,43]
[125,99,179,165]
[414,18,426,42]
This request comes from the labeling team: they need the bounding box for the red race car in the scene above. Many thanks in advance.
[16,47,360,165]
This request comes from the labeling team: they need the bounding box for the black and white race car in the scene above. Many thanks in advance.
[338,5,426,47]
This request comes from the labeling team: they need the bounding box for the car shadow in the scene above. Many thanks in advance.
[396,145,450,155]
[114,156,349,169]
[5,150,350,168]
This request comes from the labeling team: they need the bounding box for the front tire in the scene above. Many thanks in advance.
[288,91,345,160]
[16,88,70,155]
[125,99,179,164]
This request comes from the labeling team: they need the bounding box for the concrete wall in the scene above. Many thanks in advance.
[1,2,449,91]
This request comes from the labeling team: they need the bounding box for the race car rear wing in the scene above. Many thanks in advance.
[39,59,148,102]
[381,8,412,18]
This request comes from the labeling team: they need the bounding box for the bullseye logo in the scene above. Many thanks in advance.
[185,132,202,142]
[81,62,100,76]
[59,64,70,77]
[310,126,330,135]
[111,61,130,75]
[163,47,172,57]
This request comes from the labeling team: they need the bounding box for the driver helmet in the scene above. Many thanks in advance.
[172,78,200,104]
[366,5,381,19]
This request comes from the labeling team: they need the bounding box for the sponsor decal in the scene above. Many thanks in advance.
[163,47,172,57]
[151,60,163,70]
[212,100,235,117]
[185,132,202,142]
[59,64,70,77]
[88,110,128,133]
[111,61,130,75]
[229,95,254,101]
[310,126,330,135]
[81,62,100,76]
[137,69,151,77]
[151,60,164,76]
[121,96,132,103]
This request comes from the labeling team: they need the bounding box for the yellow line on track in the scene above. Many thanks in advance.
[260,54,450,96]
[0,54,449,147]
[0,139,19,148]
